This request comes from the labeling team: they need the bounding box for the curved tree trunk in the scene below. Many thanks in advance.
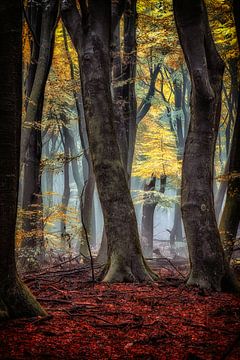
[61,0,156,282]
[81,1,156,282]
[173,0,238,291]
[96,0,138,263]
[0,0,46,319]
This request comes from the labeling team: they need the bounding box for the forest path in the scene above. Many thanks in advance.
[0,264,239,360]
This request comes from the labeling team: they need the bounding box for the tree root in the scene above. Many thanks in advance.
[102,256,158,283]
[0,276,47,319]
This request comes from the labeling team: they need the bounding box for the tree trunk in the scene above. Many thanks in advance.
[95,0,138,263]
[219,0,240,263]
[173,0,237,291]
[136,64,161,124]
[60,127,71,240]
[141,175,167,259]
[181,65,190,140]
[44,135,57,208]
[219,91,240,262]
[170,77,184,248]
[0,0,46,319]
[123,0,138,179]
[170,193,183,249]
[141,176,157,259]
[78,0,156,282]
[21,0,58,255]
[21,112,44,253]
[215,155,229,220]
[21,0,59,163]
[62,23,95,254]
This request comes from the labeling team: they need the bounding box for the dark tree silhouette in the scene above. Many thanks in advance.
[219,0,240,262]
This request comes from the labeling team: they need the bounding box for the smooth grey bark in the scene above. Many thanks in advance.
[62,0,156,282]
[81,0,156,282]
[97,0,138,263]
[173,0,238,291]
[0,0,46,319]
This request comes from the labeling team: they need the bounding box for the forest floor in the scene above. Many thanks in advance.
[0,259,240,360]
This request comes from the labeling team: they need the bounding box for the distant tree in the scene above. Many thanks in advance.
[21,0,59,257]
[0,0,46,318]
[173,0,238,291]
[62,25,96,253]
[141,174,167,258]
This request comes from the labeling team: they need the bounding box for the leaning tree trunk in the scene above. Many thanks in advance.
[219,0,240,263]
[0,0,46,319]
[173,0,238,291]
[215,156,229,221]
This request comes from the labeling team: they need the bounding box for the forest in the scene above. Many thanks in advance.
[0,0,240,359]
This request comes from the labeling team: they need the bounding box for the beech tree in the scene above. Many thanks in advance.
[61,0,157,282]
[173,0,238,290]
[0,0,46,319]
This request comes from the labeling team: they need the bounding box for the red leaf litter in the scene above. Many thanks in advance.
[0,263,239,360]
